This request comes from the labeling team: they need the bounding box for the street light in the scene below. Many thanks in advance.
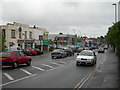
[112,3,117,23]
[73,29,76,46]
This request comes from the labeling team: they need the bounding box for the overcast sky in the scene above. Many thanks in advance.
[0,0,119,38]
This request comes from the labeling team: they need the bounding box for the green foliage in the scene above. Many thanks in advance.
[105,21,120,51]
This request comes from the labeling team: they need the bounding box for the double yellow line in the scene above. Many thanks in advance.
[73,55,106,90]
[73,68,95,90]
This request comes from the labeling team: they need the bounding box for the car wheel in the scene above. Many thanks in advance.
[26,60,31,66]
[12,62,18,68]
[52,56,54,59]
[76,63,79,66]
[94,60,96,64]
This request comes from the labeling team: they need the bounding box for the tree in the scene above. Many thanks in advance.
[105,21,120,55]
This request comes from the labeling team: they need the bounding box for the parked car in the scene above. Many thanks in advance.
[0,51,32,68]
[5,46,22,51]
[83,47,90,50]
[62,47,74,56]
[76,50,97,66]
[32,48,43,55]
[26,48,37,55]
[76,47,84,53]
[51,49,67,59]
[104,45,108,50]
[98,47,105,53]
[22,49,32,56]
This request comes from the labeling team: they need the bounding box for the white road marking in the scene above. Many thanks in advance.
[20,69,32,75]
[32,66,45,71]
[51,62,62,66]
[41,64,54,69]
[3,73,14,81]
[59,61,67,64]
[1,74,36,87]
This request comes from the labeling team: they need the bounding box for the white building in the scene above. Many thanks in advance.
[0,22,35,49]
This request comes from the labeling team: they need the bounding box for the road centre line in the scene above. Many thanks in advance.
[41,64,54,69]
[20,69,32,75]
[1,74,36,87]
[3,73,14,81]
[74,54,106,89]
[74,69,94,90]
[32,66,45,71]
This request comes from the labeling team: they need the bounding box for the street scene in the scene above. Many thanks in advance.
[0,0,120,89]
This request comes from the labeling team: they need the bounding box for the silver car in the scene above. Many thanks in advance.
[76,50,97,66]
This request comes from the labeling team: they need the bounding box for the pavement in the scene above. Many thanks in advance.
[81,48,119,89]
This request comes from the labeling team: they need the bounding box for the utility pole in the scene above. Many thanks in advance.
[73,29,76,46]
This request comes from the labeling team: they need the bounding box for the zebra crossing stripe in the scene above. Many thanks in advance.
[41,64,54,69]
[32,66,45,71]
[51,62,62,66]
[59,61,66,64]
[20,69,32,75]
[4,73,14,80]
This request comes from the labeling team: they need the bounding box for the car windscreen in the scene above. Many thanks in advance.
[0,52,11,57]
[79,51,93,56]
[52,49,61,52]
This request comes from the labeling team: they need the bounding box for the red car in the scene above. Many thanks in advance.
[0,51,32,68]
[26,48,37,55]
[22,49,32,56]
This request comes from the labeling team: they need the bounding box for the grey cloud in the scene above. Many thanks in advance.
[1,1,114,37]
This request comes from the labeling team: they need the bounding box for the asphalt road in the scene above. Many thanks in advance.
[1,50,106,88]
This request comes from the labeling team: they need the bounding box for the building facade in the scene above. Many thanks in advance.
[48,33,74,47]
[0,22,35,49]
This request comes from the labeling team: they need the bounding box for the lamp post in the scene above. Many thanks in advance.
[112,3,117,23]
[73,29,76,46]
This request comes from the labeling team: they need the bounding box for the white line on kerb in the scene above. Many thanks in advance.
[20,69,32,75]
[0,74,36,87]
[32,66,45,71]
[4,73,14,80]
[41,64,54,69]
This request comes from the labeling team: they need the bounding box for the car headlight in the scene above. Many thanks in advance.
[76,58,80,61]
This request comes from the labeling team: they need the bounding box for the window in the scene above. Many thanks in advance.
[25,31,27,39]
[19,52,25,56]
[11,30,16,38]
[2,29,6,39]
[29,32,32,39]
[0,52,11,57]
[19,31,22,39]
[14,52,21,57]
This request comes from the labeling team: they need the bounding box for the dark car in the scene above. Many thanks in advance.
[22,49,32,56]
[63,47,74,56]
[26,48,37,55]
[98,47,105,53]
[51,49,67,59]
[76,47,84,53]
[0,51,32,68]
[32,48,43,55]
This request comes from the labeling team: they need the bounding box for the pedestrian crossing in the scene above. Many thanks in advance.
[2,60,69,85]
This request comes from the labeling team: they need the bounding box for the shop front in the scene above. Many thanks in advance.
[17,40,35,49]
